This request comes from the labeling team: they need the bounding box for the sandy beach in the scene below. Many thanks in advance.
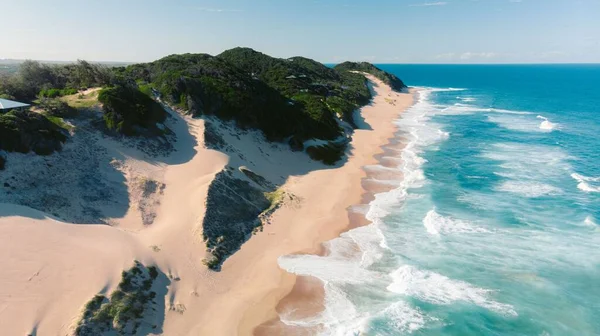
[245,78,415,335]
[0,74,414,335]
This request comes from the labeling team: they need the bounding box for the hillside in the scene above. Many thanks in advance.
[112,48,403,163]
[334,61,407,92]
[217,47,372,127]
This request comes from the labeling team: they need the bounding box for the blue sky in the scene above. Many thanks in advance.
[1,0,599,63]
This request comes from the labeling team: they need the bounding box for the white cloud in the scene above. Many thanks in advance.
[409,2,448,7]
[360,55,377,61]
[538,51,569,59]
[459,52,497,60]
[435,53,456,59]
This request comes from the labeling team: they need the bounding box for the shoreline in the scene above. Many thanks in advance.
[241,79,416,335]
[253,136,411,335]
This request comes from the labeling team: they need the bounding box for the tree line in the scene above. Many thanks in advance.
[0,60,114,102]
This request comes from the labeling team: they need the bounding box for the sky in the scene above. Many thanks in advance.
[1,0,599,64]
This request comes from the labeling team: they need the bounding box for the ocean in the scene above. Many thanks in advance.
[279,64,600,335]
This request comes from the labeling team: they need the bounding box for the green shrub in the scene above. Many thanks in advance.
[38,98,78,118]
[76,261,160,336]
[98,86,166,136]
[306,142,346,165]
[39,88,79,98]
[40,88,61,98]
[137,83,153,97]
[0,110,67,155]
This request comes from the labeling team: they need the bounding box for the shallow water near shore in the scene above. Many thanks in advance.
[278,65,600,335]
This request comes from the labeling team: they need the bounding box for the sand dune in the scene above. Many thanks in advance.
[0,75,414,335]
[0,204,149,335]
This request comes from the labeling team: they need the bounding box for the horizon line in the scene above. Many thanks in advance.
[1,57,599,66]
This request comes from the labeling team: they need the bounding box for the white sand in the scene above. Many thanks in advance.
[0,75,414,335]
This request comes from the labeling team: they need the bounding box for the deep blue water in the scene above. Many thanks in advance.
[280,65,600,335]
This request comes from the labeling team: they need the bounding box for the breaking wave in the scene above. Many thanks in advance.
[387,265,517,317]
[497,181,562,198]
[423,209,490,235]
[571,173,600,193]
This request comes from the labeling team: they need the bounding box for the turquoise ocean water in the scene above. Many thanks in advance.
[279,65,600,335]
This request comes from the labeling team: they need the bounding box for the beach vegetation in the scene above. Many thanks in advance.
[75,261,161,336]
[202,170,273,270]
[45,115,73,131]
[202,256,220,270]
[263,189,286,214]
[38,98,78,118]
[98,85,167,136]
[39,88,78,98]
[110,47,402,162]
[0,60,113,102]
[0,109,67,155]
[334,62,407,92]
[306,141,347,165]
[60,89,101,109]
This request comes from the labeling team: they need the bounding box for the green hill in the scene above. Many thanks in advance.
[112,48,406,163]
[334,62,407,92]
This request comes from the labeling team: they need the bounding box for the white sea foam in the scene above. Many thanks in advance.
[571,173,600,193]
[364,164,402,173]
[583,216,597,227]
[483,143,571,183]
[484,143,570,167]
[497,181,562,197]
[536,115,559,131]
[487,115,555,133]
[278,224,387,283]
[423,210,490,235]
[457,96,477,102]
[440,103,533,116]
[278,88,455,333]
[387,265,517,317]
[279,282,371,335]
[278,254,378,284]
[440,104,484,115]
[364,178,403,187]
[382,301,437,333]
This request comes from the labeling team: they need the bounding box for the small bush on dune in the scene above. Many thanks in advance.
[39,88,78,98]
[76,261,161,336]
[306,142,346,165]
[98,86,166,136]
[0,109,67,155]
[38,98,78,118]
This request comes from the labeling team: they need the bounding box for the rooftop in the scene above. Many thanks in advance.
[0,98,30,110]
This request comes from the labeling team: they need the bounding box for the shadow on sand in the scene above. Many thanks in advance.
[0,105,199,225]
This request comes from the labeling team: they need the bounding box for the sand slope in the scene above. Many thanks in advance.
[0,204,148,335]
[0,75,413,335]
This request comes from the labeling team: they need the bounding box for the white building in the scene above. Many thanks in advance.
[0,98,30,112]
